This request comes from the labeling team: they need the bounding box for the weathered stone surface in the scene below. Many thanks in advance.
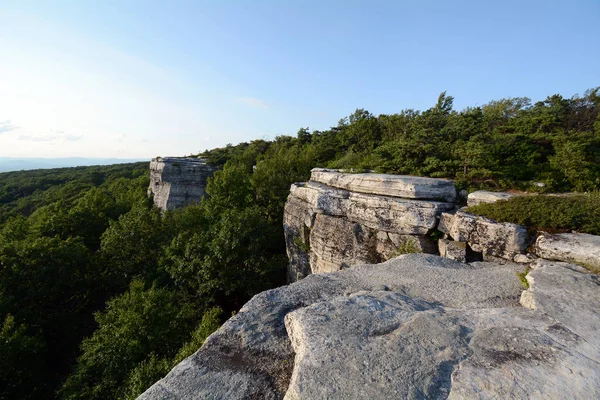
[284,292,467,400]
[448,324,600,399]
[520,259,600,357]
[513,253,537,264]
[309,214,378,274]
[310,168,457,202]
[534,232,600,273]
[467,190,515,206]
[438,238,467,262]
[447,259,600,399]
[283,196,314,282]
[147,157,216,211]
[140,254,525,399]
[285,298,600,400]
[439,210,529,261]
[291,181,454,235]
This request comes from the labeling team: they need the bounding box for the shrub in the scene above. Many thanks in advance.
[466,193,600,235]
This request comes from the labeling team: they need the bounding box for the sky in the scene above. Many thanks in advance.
[0,0,599,159]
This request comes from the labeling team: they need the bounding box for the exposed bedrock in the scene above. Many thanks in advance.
[284,171,456,281]
[140,254,600,399]
[147,157,217,211]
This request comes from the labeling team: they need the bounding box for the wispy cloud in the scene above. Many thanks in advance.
[236,97,270,109]
[18,130,83,143]
[0,120,18,133]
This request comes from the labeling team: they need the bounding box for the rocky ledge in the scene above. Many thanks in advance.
[140,254,600,399]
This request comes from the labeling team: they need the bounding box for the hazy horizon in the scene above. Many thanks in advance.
[0,156,149,173]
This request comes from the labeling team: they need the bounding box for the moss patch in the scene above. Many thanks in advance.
[517,267,531,289]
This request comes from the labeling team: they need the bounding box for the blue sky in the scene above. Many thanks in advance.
[0,0,598,158]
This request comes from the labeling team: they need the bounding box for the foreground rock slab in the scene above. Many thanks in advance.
[284,292,468,399]
[534,232,600,273]
[139,255,523,399]
[140,255,600,400]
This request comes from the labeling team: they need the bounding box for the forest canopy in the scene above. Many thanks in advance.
[1,87,599,399]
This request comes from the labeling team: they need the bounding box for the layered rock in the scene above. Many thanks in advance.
[140,254,600,399]
[534,232,600,273]
[311,168,457,202]
[147,157,217,211]
[284,171,455,281]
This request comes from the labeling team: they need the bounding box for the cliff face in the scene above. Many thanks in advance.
[147,157,216,211]
[283,169,456,281]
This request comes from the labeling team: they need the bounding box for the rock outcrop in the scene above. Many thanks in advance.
[147,157,216,211]
[284,170,455,281]
[140,254,600,399]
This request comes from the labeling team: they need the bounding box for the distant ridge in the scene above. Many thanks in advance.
[0,157,148,173]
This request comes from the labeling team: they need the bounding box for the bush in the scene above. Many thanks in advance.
[466,193,600,235]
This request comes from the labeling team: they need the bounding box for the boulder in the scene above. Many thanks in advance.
[147,157,216,211]
[467,190,515,207]
[310,169,457,202]
[534,232,600,273]
[439,210,529,261]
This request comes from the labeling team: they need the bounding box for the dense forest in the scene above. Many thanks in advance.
[1,87,599,399]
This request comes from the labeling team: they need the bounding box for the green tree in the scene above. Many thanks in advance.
[59,281,198,400]
[99,203,170,287]
[165,207,286,310]
[0,315,48,400]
